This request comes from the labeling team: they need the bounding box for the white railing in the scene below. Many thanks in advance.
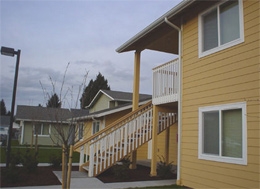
[74,101,153,177]
[74,100,177,177]
[153,58,179,105]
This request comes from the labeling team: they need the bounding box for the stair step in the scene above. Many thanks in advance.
[83,166,89,171]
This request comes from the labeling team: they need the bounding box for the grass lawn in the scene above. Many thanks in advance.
[0,140,80,163]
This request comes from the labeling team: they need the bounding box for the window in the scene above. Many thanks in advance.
[78,123,84,140]
[34,123,50,136]
[198,102,247,165]
[92,121,100,134]
[199,0,244,57]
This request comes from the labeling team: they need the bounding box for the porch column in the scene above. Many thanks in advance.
[165,127,170,164]
[130,50,141,169]
[150,105,158,176]
[132,50,140,110]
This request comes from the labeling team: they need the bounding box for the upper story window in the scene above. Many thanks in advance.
[198,102,247,165]
[199,0,244,57]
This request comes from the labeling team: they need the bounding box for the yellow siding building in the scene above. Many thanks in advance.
[116,0,259,188]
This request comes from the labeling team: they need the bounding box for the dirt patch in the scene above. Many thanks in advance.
[0,165,176,187]
[0,166,78,187]
[97,165,176,183]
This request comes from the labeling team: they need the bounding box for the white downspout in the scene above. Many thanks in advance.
[165,17,182,185]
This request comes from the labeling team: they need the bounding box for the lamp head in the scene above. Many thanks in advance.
[1,46,17,57]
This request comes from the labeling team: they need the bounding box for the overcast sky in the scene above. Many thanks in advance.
[0,0,181,110]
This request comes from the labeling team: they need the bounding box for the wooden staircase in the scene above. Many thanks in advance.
[73,101,177,177]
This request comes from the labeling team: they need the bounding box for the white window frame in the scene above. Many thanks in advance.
[198,102,247,165]
[198,0,244,58]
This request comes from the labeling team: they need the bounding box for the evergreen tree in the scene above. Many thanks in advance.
[80,72,110,108]
[0,99,7,115]
[46,93,61,108]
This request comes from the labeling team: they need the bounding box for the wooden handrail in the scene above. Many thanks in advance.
[73,100,152,150]
[152,58,178,70]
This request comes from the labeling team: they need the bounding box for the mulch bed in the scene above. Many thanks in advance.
[0,166,78,187]
[97,165,176,183]
[0,165,176,187]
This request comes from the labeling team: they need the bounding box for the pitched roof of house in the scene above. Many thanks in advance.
[15,105,88,123]
[87,89,152,108]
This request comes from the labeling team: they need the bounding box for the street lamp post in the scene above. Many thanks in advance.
[1,46,21,168]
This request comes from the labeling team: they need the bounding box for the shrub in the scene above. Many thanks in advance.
[49,153,62,168]
[157,156,173,179]
[21,148,39,173]
[10,150,22,168]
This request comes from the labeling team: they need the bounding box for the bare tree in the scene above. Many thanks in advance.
[40,63,88,189]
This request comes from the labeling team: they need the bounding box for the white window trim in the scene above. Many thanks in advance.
[198,0,244,58]
[198,102,247,165]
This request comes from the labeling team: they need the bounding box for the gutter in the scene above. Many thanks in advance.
[164,17,182,185]
[116,0,195,53]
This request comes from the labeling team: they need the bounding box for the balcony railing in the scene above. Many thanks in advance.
[152,58,178,105]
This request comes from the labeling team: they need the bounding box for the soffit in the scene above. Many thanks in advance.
[116,0,218,54]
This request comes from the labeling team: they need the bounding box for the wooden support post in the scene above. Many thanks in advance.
[62,145,65,189]
[150,105,158,176]
[165,127,170,164]
[67,145,73,189]
[130,50,141,170]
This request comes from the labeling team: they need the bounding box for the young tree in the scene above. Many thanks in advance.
[80,72,110,108]
[40,63,88,189]
[0,99,7,115]
[46,93,61,108]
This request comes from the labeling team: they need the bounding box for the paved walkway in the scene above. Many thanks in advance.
[0,162,176,189]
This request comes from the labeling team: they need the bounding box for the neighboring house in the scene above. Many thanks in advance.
[0,115,19,136]
[0,116,10,135]
[15,105,88,146]
[74,1,259,188]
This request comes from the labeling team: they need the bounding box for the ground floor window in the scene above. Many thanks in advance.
[198,102,247,165]
[34,123,50,136]
[78,123,84,140]
[92,121,100,135]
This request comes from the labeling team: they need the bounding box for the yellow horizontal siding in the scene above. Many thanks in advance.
[180,0,260,188]
[182,164,259,188]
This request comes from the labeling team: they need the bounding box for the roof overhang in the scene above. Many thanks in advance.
[116,0,196,54]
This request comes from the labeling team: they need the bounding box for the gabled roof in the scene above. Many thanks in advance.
[70,109,89,118]
[87,89,151,108]
[15,105,88,123]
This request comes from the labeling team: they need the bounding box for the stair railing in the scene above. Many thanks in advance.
[73,101,153,176]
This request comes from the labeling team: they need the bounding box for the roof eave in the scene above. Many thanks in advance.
[116,0,195,53]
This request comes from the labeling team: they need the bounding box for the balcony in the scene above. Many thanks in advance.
[152,58,179,105]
